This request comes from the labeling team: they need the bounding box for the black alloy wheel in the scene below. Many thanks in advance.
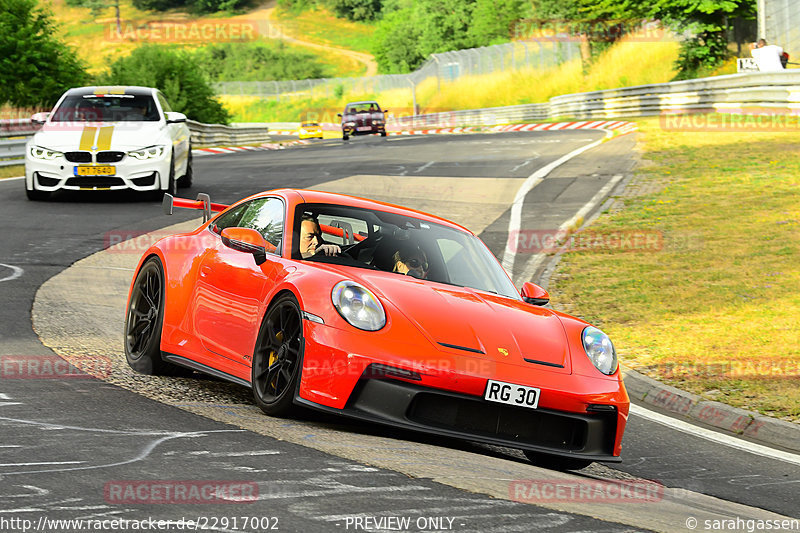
[252,294,304,416]
[124,257,183,375]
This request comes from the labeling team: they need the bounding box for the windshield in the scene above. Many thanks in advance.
[293,203,521,300]
[51,94,160,122]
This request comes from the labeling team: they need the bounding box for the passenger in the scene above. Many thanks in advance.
[299,214,341,258]
[392,244,428,279]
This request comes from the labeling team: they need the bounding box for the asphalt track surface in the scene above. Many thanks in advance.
[1,131,798,532]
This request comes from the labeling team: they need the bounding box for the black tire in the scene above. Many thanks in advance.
[342,133,349,141]
[26,188,51,201]
[523,450,593,471]
[251,294,304,417]
[176,147,193,188]
[150,156,176,201]
[124,257,183,375]
[26,177,51,201]
[380,130,387,137]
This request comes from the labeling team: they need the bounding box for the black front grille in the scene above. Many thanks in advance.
[65,151,91,163]
[409,392,591,451]
[96,151,125,163]
[65,177,123,188]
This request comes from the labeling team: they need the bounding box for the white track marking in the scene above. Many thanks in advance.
[630,403,800,466]
[0,176,24,182]
[0,264,23,283]
[501,130,613,273]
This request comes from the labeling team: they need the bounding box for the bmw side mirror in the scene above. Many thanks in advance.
[220,227,268,265]
[31,112,50,124]
[165,112,187,124]
[521,282,549,306]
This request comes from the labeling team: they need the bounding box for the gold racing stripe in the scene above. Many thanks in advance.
[93,86,126,95]
[79,126,97,151]
[96,126,114,151]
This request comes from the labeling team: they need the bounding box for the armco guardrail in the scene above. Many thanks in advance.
[0,119,271,167]
[186,119,270,146]
[548,71,800,119]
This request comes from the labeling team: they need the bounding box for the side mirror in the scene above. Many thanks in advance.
[31,112,50,124]
[337,113,343,118]
[165,112,187,124]
[521,282,549,306]
[220,227,268,265]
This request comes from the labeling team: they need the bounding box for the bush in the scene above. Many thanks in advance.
[195,41,330,82]
[100,45,230,124]
[0,0,88,107]
[329,0,383,21]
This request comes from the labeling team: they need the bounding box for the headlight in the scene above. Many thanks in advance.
[29,146,62,160]
[582,326,617,375]
[299,129,307,135]
[127,145,166,160]
[331,280,386,331]
[344,121,356,126]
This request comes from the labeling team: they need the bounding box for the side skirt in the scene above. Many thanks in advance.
[162,352,252,388]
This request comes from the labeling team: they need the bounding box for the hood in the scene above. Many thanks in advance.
[354,272,572,372]
[33,122,168,151]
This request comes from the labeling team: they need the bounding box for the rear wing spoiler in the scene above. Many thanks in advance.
[162,193,229,223]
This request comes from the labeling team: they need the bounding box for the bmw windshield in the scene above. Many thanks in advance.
[50,94,160,122]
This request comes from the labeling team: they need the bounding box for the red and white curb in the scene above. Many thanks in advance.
[192,121,637,157]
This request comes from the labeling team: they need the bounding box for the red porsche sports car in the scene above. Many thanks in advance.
[124,189,629,469]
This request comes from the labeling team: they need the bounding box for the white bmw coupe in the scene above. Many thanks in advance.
[25,86,192,201]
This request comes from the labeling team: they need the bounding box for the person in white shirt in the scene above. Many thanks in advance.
[750,39,785,71]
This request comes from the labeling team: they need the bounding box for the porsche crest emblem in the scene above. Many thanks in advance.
[497,348,509,357]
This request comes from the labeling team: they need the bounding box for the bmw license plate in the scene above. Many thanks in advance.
[74,165,115,176]
[356,126,372,131]
[484,379,540,409]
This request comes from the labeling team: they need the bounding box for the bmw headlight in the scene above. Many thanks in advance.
[331,280,386,331]
[582,326,617,375]
[344,121,356,127]
[127,145,166,160]
[29,146,62,160]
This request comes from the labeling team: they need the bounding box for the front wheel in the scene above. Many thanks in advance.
[523,450,593,471]
[177,147,192,188]
[26,178,51,201]
[251,294,304,417]
[342,133,349,141]
[124,257,175,374]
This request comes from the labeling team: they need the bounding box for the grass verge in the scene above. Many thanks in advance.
[0,165,24,179]
[549,117,800,422]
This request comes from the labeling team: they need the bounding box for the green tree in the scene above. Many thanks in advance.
[101,45,231,124]
[329,0,383,21]
[468,0,528,46]
[0,0,88,107]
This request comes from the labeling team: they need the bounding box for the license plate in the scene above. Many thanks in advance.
[484,379,540,409]
[356,126,372,131]
[74,165,115,176]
